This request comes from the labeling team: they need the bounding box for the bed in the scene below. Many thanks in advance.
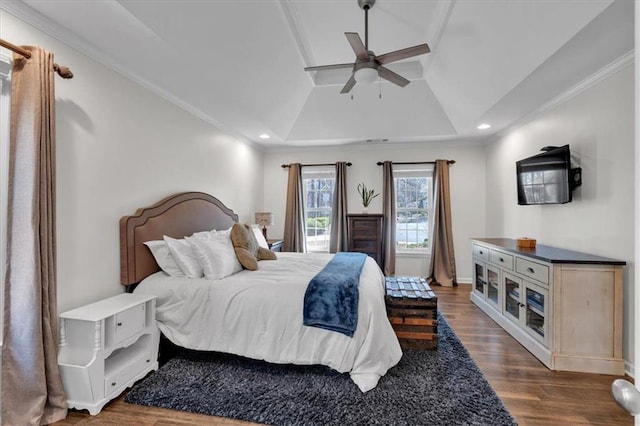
[120,192,402,392]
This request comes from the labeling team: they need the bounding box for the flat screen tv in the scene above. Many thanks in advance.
[516,145,581,205]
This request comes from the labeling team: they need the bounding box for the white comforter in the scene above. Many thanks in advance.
[134,252,402,392]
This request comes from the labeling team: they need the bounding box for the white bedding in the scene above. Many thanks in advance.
[134,252,402,392]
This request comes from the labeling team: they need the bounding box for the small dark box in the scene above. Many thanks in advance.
[385,276,438,350]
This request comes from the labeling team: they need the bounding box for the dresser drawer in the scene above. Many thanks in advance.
[516,257,549,284]
[352,240,377,251]
[472,244,489,261]
[490,249,514,270]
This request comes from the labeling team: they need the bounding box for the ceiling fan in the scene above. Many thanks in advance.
[304,0,430,94]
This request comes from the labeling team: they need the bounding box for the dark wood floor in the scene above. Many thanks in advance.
[56,284,633,425]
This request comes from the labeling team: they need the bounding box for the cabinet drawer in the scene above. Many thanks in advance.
[114,304,146,344]
[516,258,549,284]
[104,350,152,399]
[351,219,380,231]
[352,240,376,251]
[490,249,514,270]
[472,244,489,261]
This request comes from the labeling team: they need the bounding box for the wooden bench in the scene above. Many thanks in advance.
[385,276,438,350]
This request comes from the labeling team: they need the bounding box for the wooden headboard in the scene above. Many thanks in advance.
[119,192,239,285]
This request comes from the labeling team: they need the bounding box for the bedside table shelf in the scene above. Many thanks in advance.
[58,293,159,415]
[267,239,283,252]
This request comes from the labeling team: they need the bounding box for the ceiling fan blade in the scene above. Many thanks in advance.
[345,32,369,61]
[340,75,357,94]
[376,43,431,65]
[304,63,355,72]
[378,66,410,87]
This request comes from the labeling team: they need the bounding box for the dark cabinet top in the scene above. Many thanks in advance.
[472,238,626,266]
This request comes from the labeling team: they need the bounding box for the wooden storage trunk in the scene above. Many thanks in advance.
[385,277,438,350]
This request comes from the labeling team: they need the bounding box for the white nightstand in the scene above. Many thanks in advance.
[57,293,159,415]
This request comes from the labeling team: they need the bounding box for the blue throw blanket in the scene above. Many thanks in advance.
[303,252,368,337]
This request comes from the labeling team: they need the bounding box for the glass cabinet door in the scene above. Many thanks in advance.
[486,266,500,309]
[524,282,548,345]
[503,273,521,323]
[473,262,485,296]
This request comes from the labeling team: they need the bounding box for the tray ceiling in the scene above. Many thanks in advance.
[3,0,634,148]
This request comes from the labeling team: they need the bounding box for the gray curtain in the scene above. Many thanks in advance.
[381,161,396,276]
[283,163,306,252]
[329,162,349,253]
[2,47,68,424]
[427,160,457,286]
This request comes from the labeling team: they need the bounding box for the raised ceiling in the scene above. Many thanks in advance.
[3,0,634,148]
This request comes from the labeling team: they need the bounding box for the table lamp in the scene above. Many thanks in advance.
[255,212,274,239]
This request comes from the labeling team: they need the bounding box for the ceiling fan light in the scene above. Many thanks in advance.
[354,67,378,85]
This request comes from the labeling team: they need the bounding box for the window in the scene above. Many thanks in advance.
[0,54,12,353]
[302,166,335,252]
[394,164,433,252]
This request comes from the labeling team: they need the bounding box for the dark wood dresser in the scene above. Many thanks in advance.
[347,214,383,269]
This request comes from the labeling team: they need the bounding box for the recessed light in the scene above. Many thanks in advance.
[259,134,270,139]
[477,123,491,130]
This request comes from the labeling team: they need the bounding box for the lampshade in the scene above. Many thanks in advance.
[255,212,274,227]
[354,67,378,85]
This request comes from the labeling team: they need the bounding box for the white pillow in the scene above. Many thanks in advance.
[163,235,204,278]
[187,234,242,280]
[143,240,185,277]
[251,224,269,249]
[191,229,218,240]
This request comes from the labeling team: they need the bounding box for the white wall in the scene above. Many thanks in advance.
[263,141,487,281]
[484,64,635,371]
[1,11,265,313]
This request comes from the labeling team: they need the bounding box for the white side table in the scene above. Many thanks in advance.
[58,293,159,415]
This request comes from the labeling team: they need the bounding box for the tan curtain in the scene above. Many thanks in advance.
[427,160,457,286]
[381,161,396,276]
[329,162,348,253]
[2,48,67,424]
[283,163,306,252]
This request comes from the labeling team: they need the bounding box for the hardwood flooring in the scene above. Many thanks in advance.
[56,284,633,425]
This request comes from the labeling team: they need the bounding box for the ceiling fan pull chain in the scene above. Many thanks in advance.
[379,77,382,99]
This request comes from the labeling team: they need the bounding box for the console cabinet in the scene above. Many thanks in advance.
[471,238,624,375]
[58,293,159,414]
[348,214,384,269]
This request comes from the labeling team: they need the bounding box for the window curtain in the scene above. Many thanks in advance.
[381,161,396,276]
[427,159,457,286]
[329,162,348,253]
[2,47,68,424]
[283,163,306,252]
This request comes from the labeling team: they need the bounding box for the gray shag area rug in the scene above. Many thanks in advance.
[125,313,516,425]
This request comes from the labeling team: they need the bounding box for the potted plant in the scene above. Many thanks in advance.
[357,182,379,213]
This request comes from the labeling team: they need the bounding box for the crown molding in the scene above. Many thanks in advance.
[278,0,317,86]
[494,49,634,141]
[0,0,260,150]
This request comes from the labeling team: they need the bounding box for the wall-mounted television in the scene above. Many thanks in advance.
[516,145,581,205]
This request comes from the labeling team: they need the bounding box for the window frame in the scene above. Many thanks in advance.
[301,166,335,253]
[0,53,12,354]
[393,164,434,255]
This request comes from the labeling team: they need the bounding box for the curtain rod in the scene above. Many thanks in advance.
[0,38,73,79]
[281,162,352,168]
[376,160,455,166]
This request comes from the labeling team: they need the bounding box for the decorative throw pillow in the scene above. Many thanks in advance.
[230,223,277,270]
[187,235,242,280]
[143,240,185,277]
[163,235,204,278]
